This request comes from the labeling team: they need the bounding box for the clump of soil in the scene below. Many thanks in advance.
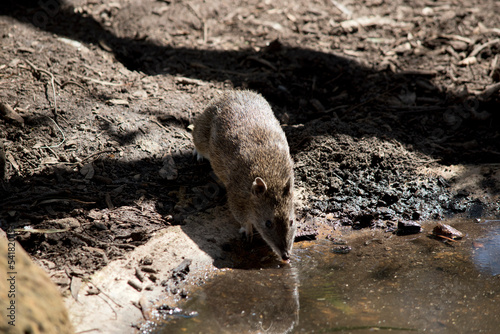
[290,116,496,233]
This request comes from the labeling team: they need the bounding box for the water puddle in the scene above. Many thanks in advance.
[472,220,500,276]
[146,219,500,333]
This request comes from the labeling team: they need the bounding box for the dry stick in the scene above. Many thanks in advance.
[330,0,352,18]
[489,54,499,77]
[37,198,96,205]
[186,3,203,24]
[468,61,477,82]
[86,280,123,308]
[73,73,123,86]
[151,118,169,131]
[40,116,66,149]
[439,34,473,44]
[23,60,67,149]
[247,56,277,71]
[480,82,500,100]
[153,118,189,139]
[398,69,437,77]
[469,38,500,58]
[61,80,87,90]
[203,21,208,44]
[435,235,458,242]
[74,329,100,334]
[186,3,208,44]
[44,144,58,157]
[25,60,58,114]
[97,294,119,320]
[174,76,207,86]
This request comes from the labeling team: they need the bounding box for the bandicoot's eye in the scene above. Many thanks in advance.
[289,220,293,227]
[265,220,273,229]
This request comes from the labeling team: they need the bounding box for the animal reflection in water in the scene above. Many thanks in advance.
[169,266,300,334]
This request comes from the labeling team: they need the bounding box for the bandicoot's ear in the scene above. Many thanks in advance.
[251,177,267,196]
[283,176,292,196]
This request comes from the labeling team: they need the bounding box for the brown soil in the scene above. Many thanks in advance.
[1,0,500,331]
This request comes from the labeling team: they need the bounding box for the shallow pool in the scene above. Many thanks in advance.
[145,219,500,333]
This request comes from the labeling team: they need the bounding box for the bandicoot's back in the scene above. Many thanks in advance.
[192,90,296,261]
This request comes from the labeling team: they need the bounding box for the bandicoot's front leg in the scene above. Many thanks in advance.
[239,222,253,242]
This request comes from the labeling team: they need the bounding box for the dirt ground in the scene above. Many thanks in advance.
[1,0,500,332]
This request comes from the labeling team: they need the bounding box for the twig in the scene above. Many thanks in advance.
[479,82,500,100]
[247,56,277,71]
[203,21,208,44]
[86,280,123,308]
[36,198,97,205]
[75,329,100,334]
[151,118,169,131]
[174,76,207,86]
[61,80,87,91]
[127,279,142,292]
[139,297,151,321]
[397,69,438,77]
[40,116,66,149]
[489,54,499,77]
[330,0,352,19]
[186,3,208,44]
[74,73,123,86]
[439,34,473,44]
[434,234,458,242]
[24,60,58,114]
[483,219,500,223]
[469,38,500,58]
[94,114,114,125]
[186,3,203,25]
[44,145,58,158]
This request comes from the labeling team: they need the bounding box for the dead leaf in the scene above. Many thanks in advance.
[0,101,24,124]
[41,157,59,165]
[70,276,83,301]
[81,163,95,179]
[106,99,129,106]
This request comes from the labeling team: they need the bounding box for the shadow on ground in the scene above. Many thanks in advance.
[3,0,500,164]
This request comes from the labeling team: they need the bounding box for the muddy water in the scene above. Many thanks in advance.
[149,219,500,333]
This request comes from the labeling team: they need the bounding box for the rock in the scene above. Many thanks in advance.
[396,220,422,235]
[332,245,352,254]
[0,230,74,334]
[432,223,464,240]
[171,259,192,283]
[49,217,81,229]
[159,154,178,180]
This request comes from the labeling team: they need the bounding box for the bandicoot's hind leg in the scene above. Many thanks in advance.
[192,100,216,162]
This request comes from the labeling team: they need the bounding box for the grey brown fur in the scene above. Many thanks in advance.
[192,90,296,261]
